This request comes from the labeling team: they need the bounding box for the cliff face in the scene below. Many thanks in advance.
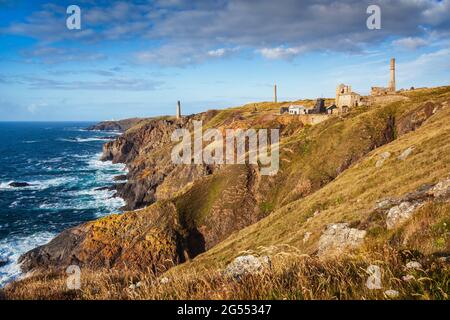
[101,111,219,210]
[17,87,450,280]
[20,202,184,273]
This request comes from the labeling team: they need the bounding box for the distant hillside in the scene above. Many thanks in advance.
[3,86,449,300]
[86,118,147,132]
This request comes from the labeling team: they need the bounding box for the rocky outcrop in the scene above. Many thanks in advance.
[375,151,391,167]
[101,113,218,210]
[224,255,271,279]
[398,147,414,160]
[8,182,32,188]
[386,201,423,229]
[373,177,450,230]
[20,202,184,274]
[19,165,263,274]
[396,101,443,136]
[318,223,367,257]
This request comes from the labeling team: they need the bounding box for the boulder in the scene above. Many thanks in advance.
[0,257,9,267]
[398,147,414,160]
[405,261,422,270]
[224,255,271,279]
[402,275,415,282]
[384,289,399,298]
[374,198,400,211]
[386,201,422,229]
[428,177,450,198]
[375,151,391,168]
[113,175,128,182]
[318,223,366,257]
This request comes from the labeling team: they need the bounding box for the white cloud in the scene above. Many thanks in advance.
[398,48,450,81]
[258,46,305,60]
[207,47,239,57]
[393,37,428,50]
[422,0,450,25]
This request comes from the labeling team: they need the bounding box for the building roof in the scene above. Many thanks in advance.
[288,104,306,109]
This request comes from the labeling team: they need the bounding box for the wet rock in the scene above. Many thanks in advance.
[0,257,9,267]
[94,186,115,191]
[318,223,366,257]
[113,175,128,182]
[386,201,422,229]
[8,182,32,188]
[224,255,271,279]
[398,147,414,160]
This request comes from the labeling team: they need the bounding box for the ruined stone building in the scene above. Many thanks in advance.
[326,104,338,114]
[309,98,326,114]
[335,84,362,113]
[371,58,396,96]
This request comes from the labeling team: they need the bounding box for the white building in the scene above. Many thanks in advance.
[288,105,307,115]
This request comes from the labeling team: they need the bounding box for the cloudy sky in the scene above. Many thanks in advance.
[0,0,449,121]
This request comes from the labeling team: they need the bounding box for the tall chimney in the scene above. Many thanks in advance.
[274,83,278,103]
[176,100,181,119]
[389,58,396,92]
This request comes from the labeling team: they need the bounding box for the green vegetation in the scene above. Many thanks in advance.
[2,86,449,300]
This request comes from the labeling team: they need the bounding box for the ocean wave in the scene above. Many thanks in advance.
[0,231,56,287]
[39,188,125,215]
[0,177,77,191]
[87,153,126,172]
[58,136,116,143]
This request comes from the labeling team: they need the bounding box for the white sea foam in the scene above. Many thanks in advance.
[0,177,77,191]
[0,231,56,287]
[39,188,125,214]
[87,153,126,171]
[58,136,116,143]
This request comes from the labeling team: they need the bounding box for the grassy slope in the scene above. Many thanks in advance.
[170,87,450,271]
[2,87,449,300]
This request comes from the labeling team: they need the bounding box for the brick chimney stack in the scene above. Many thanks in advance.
[176,100,181,119]
[274,83,278,103]
[389,58,396,92]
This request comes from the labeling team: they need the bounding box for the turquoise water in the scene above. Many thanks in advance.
[0,122,126,286]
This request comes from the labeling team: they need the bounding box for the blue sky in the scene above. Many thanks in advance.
[0,0,449,121]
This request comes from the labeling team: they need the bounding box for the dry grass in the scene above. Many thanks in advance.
[2,246,448,300]
[2,86,449,300]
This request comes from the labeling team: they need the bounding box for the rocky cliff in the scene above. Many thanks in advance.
[87,118,147,132]
[15,87,450,289]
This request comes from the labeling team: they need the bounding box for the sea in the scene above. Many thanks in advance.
[0,122,127,286]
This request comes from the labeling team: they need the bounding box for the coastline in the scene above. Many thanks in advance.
[0,123,128,287]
